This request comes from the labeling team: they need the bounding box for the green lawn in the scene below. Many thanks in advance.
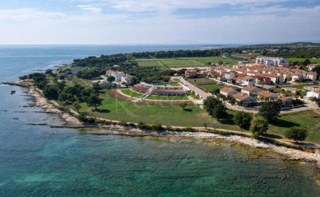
[159,59,203,68]
[146,95,189,100]
[77,90,239,129]
[135,59,169,70]
[135,57,240,68]
[121,89,143,98]
[187,78,224,92]
[182,57,239,65]
[287,58,320,64]
[268,110,320,144]
[167,82,180,86]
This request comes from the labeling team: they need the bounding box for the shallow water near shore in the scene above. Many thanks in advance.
[1,45,320,196]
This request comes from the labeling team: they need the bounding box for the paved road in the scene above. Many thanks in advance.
[172,76,211,101]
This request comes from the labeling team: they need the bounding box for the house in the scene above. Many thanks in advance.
[253,76,271,85]
[121,74,133,85]
[241,86,262,95]
[305,91,320,100]
[279,97,293,106]
[232,93,257,104]
[305,72,317,81]
[185,69,198,78]
[308,64,320,71]
[224,72,236,80]
[241,76,256,86]
[220,87,238,97]
[106,70,125,81]
[257,91,278,100]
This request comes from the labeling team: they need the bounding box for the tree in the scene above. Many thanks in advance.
[43,84,59,100]
[312,66,320,80]
[107,76,116,83]
[285,127,308,142]
[250,119,268,138]
[258,101,281,123]
[180,103,187,110]
[87,94,102,110]
[130,77,139,85]
[212,103,228,120]
[204,97,228,120]
[234,112,252,130]
[58,92,73,103]
[45,69,53,75]
[74,101,81,112]
[92,82,102,93]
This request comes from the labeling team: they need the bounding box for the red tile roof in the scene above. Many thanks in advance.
[220,87,236,94]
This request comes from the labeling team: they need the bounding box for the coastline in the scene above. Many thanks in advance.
[6,81,320,167]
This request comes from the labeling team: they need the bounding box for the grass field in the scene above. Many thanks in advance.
[77,90,239,129]
[146,95,189,100]
[268,110,320,144]
[135,59,169,70]
[187,78,224,92]
[135,57,240,68]
[180,57,239,65]
[287,58,320,64]
[121,89,143,98]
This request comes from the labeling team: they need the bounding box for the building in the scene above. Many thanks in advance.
[279,97,293,106]
[121,74,134,85]
[305,91,320,100]
[132,82,187,96]
[185,69,198,78]
[106,70,125,82]
[241,86,262,95]
[241,76,256,86]
[232,93,257,104]
[257,91,278,100]
[256,56,288,67]
[224,72,236,80]
[220,87,238,97]
[308,64,320,71]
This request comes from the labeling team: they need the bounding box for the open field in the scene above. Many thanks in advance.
[287,58,320,64]
[121,89,143,98]
[187,78,224,92]
[268,110,320,144]
[135,57,240,68]
[180,57,239,65]
[146,95,189,100]
[77,90,239,129]
[135,59,169,70]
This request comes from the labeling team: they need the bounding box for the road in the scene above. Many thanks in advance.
[172,76,212,101]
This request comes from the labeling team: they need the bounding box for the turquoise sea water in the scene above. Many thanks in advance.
[0,45,320,196]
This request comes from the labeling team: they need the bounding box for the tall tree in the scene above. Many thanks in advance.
[204,97,227,120]
[234,112,252,130]
[107,76,116,83]
[250,119,268,138]
[43,84,59,100]
[92,82,102,93]
[258,101,281,123]
[87,94,102,110]
[285,127,308,142]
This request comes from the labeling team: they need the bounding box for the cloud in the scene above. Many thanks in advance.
[0,8,66,21]
[77,5,102,13]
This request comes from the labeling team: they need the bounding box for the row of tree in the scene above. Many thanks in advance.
[203,96,308,142]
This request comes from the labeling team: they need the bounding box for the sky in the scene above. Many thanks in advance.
[0,0,319,45]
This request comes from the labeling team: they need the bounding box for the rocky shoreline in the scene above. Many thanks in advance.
[5,81,320,169]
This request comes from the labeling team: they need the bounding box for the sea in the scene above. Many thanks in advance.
[0,45,319,196]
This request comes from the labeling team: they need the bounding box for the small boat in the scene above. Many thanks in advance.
[11,90,16,95]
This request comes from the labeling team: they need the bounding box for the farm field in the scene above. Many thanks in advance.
[187,78,224,92]
[135,57,241,68]
[287,58,320,64]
